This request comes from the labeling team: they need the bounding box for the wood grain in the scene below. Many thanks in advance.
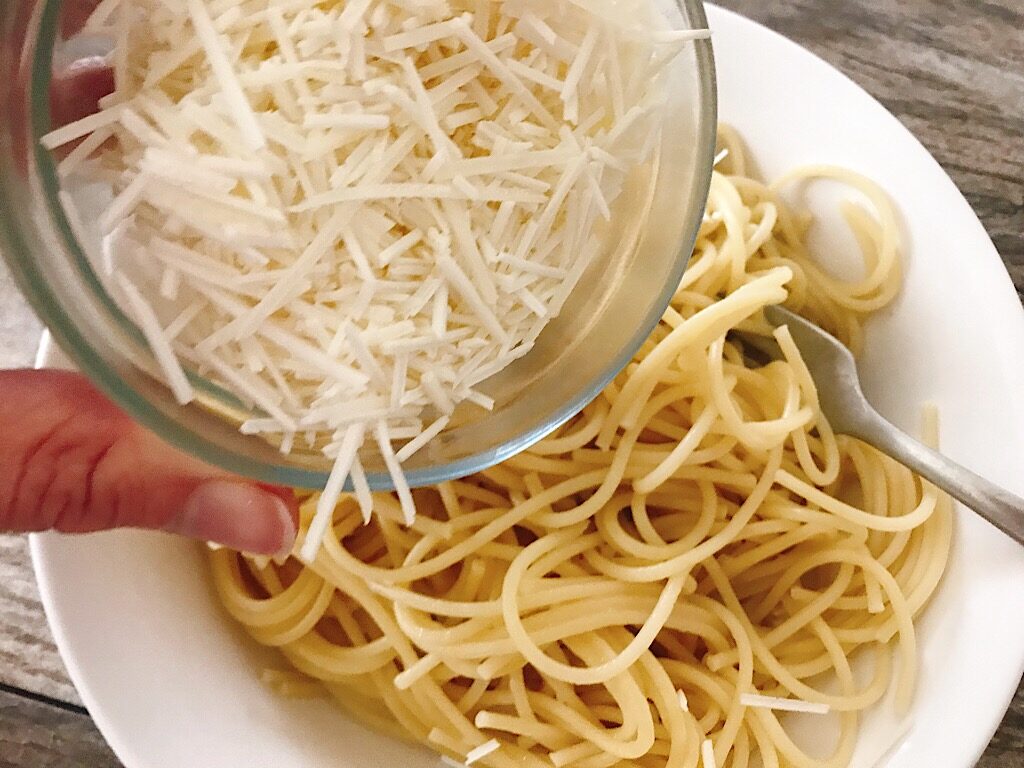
[0,536,80,705]
[0,0,1022,766]
[0,687,118,768]
[0,260,42,370]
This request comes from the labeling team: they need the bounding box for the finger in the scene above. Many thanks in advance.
[8,29,114,172]
[50,57,114,131]
[55,0,113,126]
[0,370,298,557]
[55,0,113,124]
[61,0,104,40]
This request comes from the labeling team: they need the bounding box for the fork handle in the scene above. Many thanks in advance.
[855,408,1024,546]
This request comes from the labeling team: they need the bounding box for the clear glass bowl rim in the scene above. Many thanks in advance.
[8,0,717,490]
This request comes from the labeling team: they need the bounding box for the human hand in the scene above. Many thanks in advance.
[0,370,298,556]
[1,2,297,555]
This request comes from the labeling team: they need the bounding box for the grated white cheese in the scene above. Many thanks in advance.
[300,423,365,562]
[677,689,689,711]
[865,574,886,614]
[464,739,500,766]
[185,0,266,151]
[383,17,463,52]
[739,693,831,715]
[57,126,115,177]
[435,252,508,342]
[41,105,126,150]
[395,414,450,462]
[99,174,149,232]
[376,229,423,267]
[348,456,375,524]
[701,738,716,768]
[52,0,706,550]
[196,350,298,431]
[375,421,416,525]
[115,273,195,405]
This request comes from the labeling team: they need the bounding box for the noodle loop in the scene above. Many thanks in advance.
[211,131,950,767]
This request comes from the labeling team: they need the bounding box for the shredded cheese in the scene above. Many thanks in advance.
[115,273,195,405]
[701,738,716,768]
[739,693,831,715]
[300,423,365,561]
[49,0,706,546]
[464,739,500,765]
[677,689,689,711]
[349,456,374,524]
[185,0,266,151]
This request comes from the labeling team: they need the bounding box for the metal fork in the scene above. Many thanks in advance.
[738,304,1024,545]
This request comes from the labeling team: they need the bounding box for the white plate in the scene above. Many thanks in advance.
[31,6,1024,768]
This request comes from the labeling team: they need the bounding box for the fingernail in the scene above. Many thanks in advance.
[64,55,109,75]
[176,480,296,557]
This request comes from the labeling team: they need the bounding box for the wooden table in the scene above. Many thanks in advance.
[1,0,1022,765]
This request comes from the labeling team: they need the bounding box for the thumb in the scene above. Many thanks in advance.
[0,369,297,556]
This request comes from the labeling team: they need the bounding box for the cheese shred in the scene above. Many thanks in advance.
[701,739,717,768]
[739,693,831,715]
[464,739,500,765]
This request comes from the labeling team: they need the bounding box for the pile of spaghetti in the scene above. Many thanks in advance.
[211,131,951,768]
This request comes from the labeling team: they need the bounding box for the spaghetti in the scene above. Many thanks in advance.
[211,130,951,768]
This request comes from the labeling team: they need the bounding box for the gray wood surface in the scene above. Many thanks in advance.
[0,0,1022,766]
[0,688,116,768]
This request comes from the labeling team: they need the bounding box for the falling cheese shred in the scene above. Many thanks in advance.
[676,689,689,712]
[739,693,831,715]
[701,739,717,768]
[47,0,707,546]
[464,739,500,765]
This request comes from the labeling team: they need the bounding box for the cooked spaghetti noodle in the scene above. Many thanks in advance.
[211,130,951,768]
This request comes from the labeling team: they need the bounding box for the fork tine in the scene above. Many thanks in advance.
[765,302,1024,545]
[763,304,857,368]
[763,304,822,337]
[727,303,806,366]
[728,328,783,368]
[732,304,856,376]
[759,302,868,439]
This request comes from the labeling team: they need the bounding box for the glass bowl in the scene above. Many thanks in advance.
[0,0,716,489]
